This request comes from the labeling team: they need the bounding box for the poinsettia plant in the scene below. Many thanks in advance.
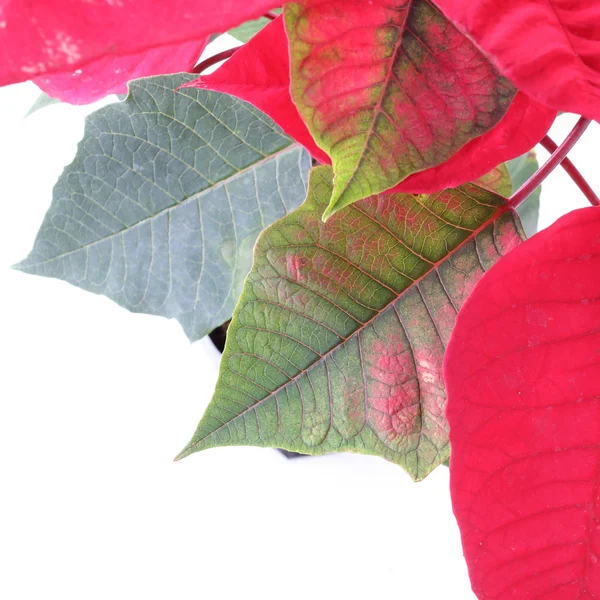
[7,0,600,597]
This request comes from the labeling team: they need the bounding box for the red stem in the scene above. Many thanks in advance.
[539,135,600,207]
[264,11,279,20]
[192,47,240,75]
[508,117,592,209]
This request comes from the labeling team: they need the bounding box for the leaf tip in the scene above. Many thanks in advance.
[321,200,338,222]
[11,259,28,273]
[173,440,196,462]
[321,179,364,222]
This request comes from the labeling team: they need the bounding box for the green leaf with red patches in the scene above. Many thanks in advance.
[177,166,525,480]
[284,0,517,219]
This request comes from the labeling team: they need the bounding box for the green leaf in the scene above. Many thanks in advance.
[229,9,282,43]
[177,166,525,480]
[26,92,61,116]
[16,74,311,342]
[284,0,516,218]
[508,151,541,237]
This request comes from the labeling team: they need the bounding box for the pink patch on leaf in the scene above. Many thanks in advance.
[286,253,310,282]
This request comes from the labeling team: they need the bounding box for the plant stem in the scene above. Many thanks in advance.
[264,11,280,20]
[508,117,592,209]
[192,47,239,75]
[539,136,600,207]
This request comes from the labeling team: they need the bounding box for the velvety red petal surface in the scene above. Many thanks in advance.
[35,39,207,104]
[444,206,600,599]
[186,17,330,164]
[0,0,278,90]
[434,0,600,122]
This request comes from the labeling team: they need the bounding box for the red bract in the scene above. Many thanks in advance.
[444,206,600,599]
[186,18,330,164]
[35,40,208,104]
[191,17,555,194]
[434,0,600,123]
[0,0,278,102]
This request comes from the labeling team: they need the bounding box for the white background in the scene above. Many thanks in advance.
[1,37,599,600]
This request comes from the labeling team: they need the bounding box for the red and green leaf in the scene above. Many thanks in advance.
[176,165,525,480]
[284,0,517,218]
[191,16,556,193]
[434,0,600,123]
[0,0,278,102]
[444,206,600,598]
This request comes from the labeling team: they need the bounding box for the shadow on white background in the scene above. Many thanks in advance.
[1,37,598,600]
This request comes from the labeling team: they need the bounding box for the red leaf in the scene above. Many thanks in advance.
[444,207,600,599]
[191,17,555,193]
[34,40,208,104]
[433,0,600,122]
[0,0,278,101]
[186,18,330,164]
